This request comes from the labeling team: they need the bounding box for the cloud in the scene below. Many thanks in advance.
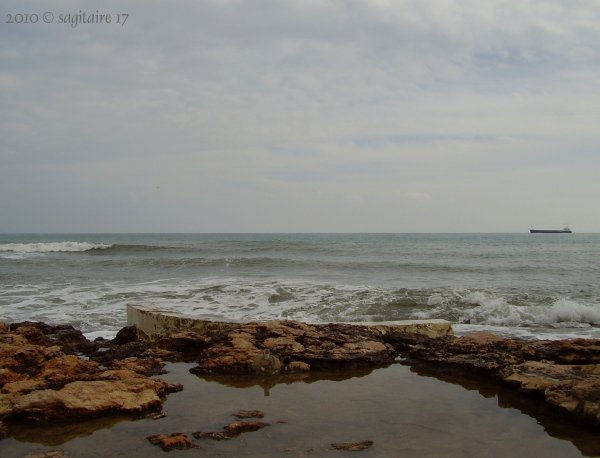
[1,0,599,231]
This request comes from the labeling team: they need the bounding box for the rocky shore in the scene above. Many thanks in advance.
[1,318,599,447]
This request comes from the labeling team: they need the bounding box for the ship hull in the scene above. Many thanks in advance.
[530,229,572,233]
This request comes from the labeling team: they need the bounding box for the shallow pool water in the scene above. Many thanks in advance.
[1,362,598,457]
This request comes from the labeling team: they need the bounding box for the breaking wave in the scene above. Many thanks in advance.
[0,242,112,253]
[410,290,600,328]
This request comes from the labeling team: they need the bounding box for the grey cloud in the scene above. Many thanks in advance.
[1,0,600,231]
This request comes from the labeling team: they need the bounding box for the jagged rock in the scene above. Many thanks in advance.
[286,361,310,373]
[192,320,397,375]
[40,355,101,388]
[394,331,600,428]
[89,342,149,365]
[393,332,600,373]
[0,342,62,376]
[193,430,231,440]
[0,368,25,386]
[2,379,47,395]
[500,361,600,426]
[0,325,181,427]
[194,420,270,440]
[157,331,210,354]
[111,326,138,346]
[331,440,374,451]
[9,322,97,355]
[1,375,180,421]
[108,356,165,376]
[224,420,269,435]
[0,419,6,438]
[147,432,194,450]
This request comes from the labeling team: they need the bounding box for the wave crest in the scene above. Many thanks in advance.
[0,242,112,253]
[411,290,600,328]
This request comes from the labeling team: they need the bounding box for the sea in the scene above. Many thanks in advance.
[1,233,599,341]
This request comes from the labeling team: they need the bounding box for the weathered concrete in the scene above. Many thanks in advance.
[127,304,453,340]
[127,305,241,340]
[349,320,453,339]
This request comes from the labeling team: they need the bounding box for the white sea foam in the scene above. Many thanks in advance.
[0,242,111,253]
[411,290,600,329]
[453,323,600,340]
[1,277,599,340]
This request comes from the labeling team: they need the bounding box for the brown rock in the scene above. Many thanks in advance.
[393,331,600,428]
[111,326,138,345]
[3,378,165,420]
[108,356,165,376]
[193,420,270,441]
[158,331,210,354]
[286,361,310,373]
[501,361,600,426]
[252,351,283,375]
[331,440,374,451]
[40,355,100,388]
[9,322,97,355]
[192,320,397,375]
[147,432,194,450]
[193,430,231,440]
[0,368,25,386]
[0,343,62,375]
[224,420,270,435]
[0,324,181,425]
[1,378,47,395]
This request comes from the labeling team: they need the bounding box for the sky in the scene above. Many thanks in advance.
[1,0,599,232]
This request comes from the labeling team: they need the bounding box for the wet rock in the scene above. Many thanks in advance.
[193,430,231,440]
[0,325,181,426]
[1,377,177,421]
[331,440,374,451]
[9,322,97,355]
[2,378,47,395]
[194,420,270,440]
[146,432,194,450]
[501,361,600,426]
[40,355,101,388]
[0,342,62,377]
[0,368,25,386]
[393,332,600,374]
[108,356,165,376]
[224,420,269,435]
[89,342,150,366]
[394,331,600,428]
[158,331,211,354]
[286,361,310,373]
[234,409,265,419]
[192,320,397,375]
[252,351,283,375]
[111,326,138,346]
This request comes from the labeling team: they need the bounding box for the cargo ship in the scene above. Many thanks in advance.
[530,227,572,233]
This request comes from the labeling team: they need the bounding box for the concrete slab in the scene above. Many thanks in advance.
[127,304,453,340]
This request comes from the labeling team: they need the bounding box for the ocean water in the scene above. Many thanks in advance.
[1,233,599,340]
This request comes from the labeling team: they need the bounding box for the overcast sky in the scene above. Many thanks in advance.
[1,0,599,232]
